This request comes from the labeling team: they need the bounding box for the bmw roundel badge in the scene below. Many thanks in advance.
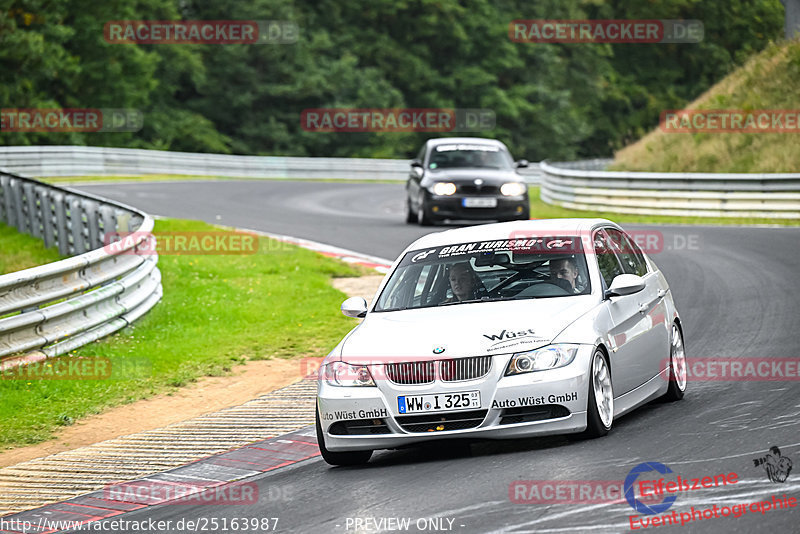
[433,346,446,354]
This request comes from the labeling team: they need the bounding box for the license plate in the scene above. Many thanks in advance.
[397,391,481,414]
[462,197,497,208]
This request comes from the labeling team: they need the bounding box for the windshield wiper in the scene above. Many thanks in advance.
[438,297,494,306]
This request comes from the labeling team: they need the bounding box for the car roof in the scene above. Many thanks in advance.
[404,218,618,252]
[426,137,508,148]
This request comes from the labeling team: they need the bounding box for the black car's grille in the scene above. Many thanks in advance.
[384,356,492,385]
[395,410,488,433]
[499,405,571,425]
[328,418,391,435]
[459,184,499,195]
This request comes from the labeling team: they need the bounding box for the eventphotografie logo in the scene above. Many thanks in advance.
[753,446,793,483]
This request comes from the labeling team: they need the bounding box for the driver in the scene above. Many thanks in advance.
[549,257,582,293]
[443,262,479,302]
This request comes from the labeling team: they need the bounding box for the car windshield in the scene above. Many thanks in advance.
[374,236,592,312]
[428,144,512,170]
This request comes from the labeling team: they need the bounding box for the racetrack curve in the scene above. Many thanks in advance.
[68,180,800,534]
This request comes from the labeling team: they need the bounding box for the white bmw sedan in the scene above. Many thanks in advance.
[316,219,687,465]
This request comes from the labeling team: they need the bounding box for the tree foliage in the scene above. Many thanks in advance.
[0,0,785,159]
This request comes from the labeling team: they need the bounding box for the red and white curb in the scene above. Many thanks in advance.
[236,227,394,273]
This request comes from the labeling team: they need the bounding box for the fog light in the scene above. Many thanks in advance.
[516,206,523,213]
[432,206,439,212]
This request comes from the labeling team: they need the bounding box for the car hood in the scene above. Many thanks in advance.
[426,168,523,184]
[338,297,597,362]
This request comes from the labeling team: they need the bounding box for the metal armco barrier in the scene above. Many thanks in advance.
[0,145,542,183]
[541,160,800,219]
[0,170,162,366]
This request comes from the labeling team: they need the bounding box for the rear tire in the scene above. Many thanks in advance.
[315,408,373,466]
[583,349,613,438]
[661,323,687,402]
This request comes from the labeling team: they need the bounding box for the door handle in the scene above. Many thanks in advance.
[657,289,667,298]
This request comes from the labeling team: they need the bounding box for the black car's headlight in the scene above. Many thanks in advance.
[432,182,457,195]
[505,344,579,375]
[322,361,376,387]
[500,182,527,196]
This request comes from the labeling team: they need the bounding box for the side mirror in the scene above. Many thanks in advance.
[410,160,424,178]
[341,297,368,318]
[515,159,529,168]
[605,274,645,298]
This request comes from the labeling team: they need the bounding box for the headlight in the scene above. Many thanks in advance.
[500,182,527,196]
[432,182,457,196]
[322,361,376,387]
[505,345,579,375]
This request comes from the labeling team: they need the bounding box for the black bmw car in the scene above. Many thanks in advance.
[405,137,531,225]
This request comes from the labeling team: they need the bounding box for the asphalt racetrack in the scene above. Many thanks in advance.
[71,180,800,533]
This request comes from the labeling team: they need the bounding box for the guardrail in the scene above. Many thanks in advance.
[540,160,800,219]
[0,170,162,367]
[0,145,542,183]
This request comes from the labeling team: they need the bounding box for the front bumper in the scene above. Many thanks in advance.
[317,346,593,452]
[425,194,529,221]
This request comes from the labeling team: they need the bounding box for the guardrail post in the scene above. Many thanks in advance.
[24,182,42,239]
[99,205,116,250]
[12,180,26,234]
[0,175,9,225]
[39,187,57,249]
[66,195,86,254]
[52,191,70,256]
[84,199,101,249]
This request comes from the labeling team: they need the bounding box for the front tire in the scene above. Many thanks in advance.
[583,349,613,438]
[418,193,433,226]
[405,197,418,224]
[315,408,372,466]
[661,323,687,402]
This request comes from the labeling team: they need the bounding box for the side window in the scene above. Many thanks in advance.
[417,144,427,165]
[594,230,624,288]
[605,228,647,276]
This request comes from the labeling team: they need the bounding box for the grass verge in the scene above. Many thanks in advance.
[612,40,800,173]
[0,218,365,449]
[0,222,63,274]
[528,186,799,226]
